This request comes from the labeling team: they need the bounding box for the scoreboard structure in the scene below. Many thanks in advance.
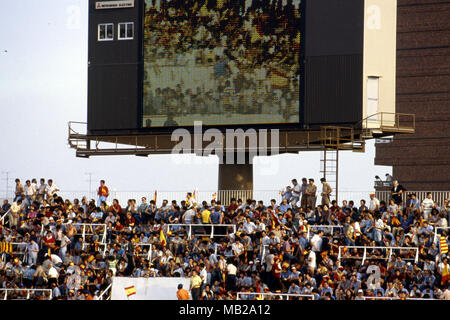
[71,0,415,191]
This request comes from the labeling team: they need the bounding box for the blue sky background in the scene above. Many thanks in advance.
[0,0,391,198]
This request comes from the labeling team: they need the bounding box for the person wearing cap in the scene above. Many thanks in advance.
[305,179,317,209]
[176,283,190,300]
[368,193,380,212]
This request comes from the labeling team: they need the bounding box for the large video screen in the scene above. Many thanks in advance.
[142,0,303,128]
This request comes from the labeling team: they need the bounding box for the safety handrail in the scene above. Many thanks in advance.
[98,283,112,300]
[164,224,237,239]
[434,227,450,244]
[337,246,419,265]
[236,292,315,300]
[0,288,52,300]
[307,225,344,239]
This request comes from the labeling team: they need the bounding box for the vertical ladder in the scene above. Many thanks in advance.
[320,149,339,203]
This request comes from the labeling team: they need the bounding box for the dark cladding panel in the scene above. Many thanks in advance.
[305,55,363,125]
[87,0,142,132]
[303,0,364,126]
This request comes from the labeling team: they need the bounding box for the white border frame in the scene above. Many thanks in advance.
[98,23,114,41]
[118,22,134,40]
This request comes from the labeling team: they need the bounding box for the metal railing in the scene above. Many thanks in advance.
[307,225,344,239]
[164,224,236,239]
[236,292,315,300]
[337,246,419,265]
[434,227,450,244]
[362,296,438,301]
[133,243,153,260]
[0,208,11,227]
[375,191,450,207]
[0,242,28,262]
[98,284,112,300]
[0,288,52,300]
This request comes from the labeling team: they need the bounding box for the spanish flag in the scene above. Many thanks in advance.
[440,236,448,255]
[153,190,157,203]
[255,281,262,300]
[212,192,217,201]
[124,285,136,297]
[160,229,166,248]
[87,254,95,263]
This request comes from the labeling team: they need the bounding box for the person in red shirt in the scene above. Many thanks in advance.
[97,180,109,207]
[43,230,56,248]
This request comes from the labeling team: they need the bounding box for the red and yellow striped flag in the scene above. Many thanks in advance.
[160,228,166,247]
[124,286,136,297]
[153,190,157,203]
[440,236,448,254]
[0,242,12,253]
[212,192,216,201]
[87,254,95,263]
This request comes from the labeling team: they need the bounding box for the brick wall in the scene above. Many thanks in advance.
[375,0,450,190]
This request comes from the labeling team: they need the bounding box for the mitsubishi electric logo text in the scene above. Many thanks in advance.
[171,122,280,170]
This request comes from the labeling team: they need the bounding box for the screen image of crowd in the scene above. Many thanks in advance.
[1,177,450,300]
[142,0,302,127]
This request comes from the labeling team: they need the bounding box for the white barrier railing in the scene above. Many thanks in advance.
[0,288,52,300]
[236,292,315,300]
[337,246,419,265]
[362,296,438,301]
[0,209,11,227]
[375,191,450,207]
[98,284,112,300]
[42,223,107,245]
[434,227,450,244]
[165,224,236,239]
[307,225,344,239]
[0,242,28,262]
[133,243,152,260]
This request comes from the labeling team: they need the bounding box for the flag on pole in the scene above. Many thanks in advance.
[124,286,136,297]
[160,228,166,248]
[255,281,262,300]
[440,236,448,254]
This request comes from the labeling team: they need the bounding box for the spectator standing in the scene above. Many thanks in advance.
[190,270,202,300]
[300,178,308,210]
[368,193,380,213]
[391,180,406,206]
[14,179,24,202]
[46,179,60,200]
[320,178,332,207]
[422,192,434,221]
[97,180,109,207]
[37,178,47,203]
[306,179,317,209]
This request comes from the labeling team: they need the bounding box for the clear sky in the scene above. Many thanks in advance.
[0,0,391,199]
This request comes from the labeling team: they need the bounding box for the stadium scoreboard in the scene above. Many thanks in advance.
[88,0,397,135]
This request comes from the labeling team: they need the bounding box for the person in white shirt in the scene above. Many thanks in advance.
[232,238,244,258]
[368,193,380,212]
[24,180,36,207]
[422,193,434,220]
[307,247,316,272]
[290,179,301,208]
[310,230,323,252]
[46,179,60,200]
[37,178,48,203]
[243,217,256,234]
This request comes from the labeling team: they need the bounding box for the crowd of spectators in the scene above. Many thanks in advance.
[0,177,449,300]
[142,0,301,120]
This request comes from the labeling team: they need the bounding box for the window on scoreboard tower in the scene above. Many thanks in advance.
[98,23,114,41]
[118,22,134,40]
